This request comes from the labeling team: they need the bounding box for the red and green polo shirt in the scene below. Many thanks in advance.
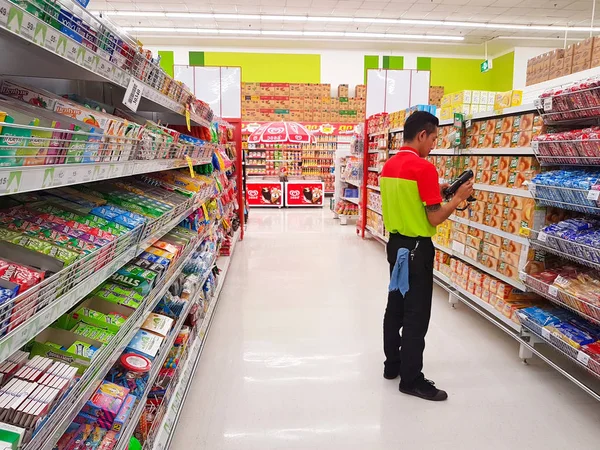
[380,146,442,237]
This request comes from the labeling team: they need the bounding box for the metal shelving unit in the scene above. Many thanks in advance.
[147,231,239,450]
[0,0,212,126]
[26,228,213,450]
[113,250,221,450]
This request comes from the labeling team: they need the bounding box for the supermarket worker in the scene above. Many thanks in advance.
[380,111,473,401]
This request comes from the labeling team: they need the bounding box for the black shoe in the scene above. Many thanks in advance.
[383,369,399,380]
[399,378,448,401]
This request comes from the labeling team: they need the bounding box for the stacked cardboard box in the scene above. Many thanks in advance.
[440,90,497,120]
[526,37,600,86]
[429,86,444,107]
[241,83,366,123]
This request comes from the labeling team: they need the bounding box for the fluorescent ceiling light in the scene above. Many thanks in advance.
[103,11,600,32]
[123,26,464,41]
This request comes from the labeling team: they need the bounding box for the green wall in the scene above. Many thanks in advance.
[203,52,321,83]
[427,52,514,93]
[161,49,516,96]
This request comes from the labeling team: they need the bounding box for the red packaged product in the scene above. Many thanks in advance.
[0,259,44,294]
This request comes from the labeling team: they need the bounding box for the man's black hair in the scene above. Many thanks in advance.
[403,111,439,141]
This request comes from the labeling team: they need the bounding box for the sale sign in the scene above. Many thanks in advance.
[285,182,325,207]
[246,182,283,207]
[242,122,357,136]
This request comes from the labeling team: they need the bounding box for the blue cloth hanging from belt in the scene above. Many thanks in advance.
[389,248,410,295]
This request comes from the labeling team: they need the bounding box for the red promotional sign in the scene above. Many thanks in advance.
[243,122,358,137]
[246,182,284,207]
[285,182,325,207]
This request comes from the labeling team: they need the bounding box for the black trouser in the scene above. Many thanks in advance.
[383,233,434,386]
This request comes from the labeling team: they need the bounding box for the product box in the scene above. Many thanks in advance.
[126,329,163,360]
[30,328,104,375]
[82,382,129,426]
[451,90,472,106]
[111,394,135,437]
[0,423,25,450]
[55,297,131,334]
[141,313,173,338]
[0,81,58,111]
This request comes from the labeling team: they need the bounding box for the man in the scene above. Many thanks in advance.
[380,111,474,401]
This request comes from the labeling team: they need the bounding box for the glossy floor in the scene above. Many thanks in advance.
[172,209,600,450]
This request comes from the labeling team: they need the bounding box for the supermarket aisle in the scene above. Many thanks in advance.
[172,209,600,450]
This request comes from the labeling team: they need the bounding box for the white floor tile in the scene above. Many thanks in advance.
[171,209,600,450]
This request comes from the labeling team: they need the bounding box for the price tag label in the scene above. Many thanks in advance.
[587,190,600,201]
[0,172,9,194]
[53,167,65,186]
[538,231,547,242]
[109,164,123,178]
[519,271,526,282]
[6,5,22,32]
[97,58,109,77]
[66,40,78,61]
[94,165,107,180]
[0,0,9,26]
[577,351,590,366]
[66,168,79,184]
[123,77,143,112]
[541,328,551,340]
[83,52,96,70]
[465,119,471,129]
[76,46,86,65]
[81,167,93,182]
[543,97,553,111]
[46,30,61,52]
[548,285,558,297]
[531,141,539,152]
[451,241,465,255]
[32,21,46,45]
[185,156,195,178]
[528,182,536,197]
[20,14,36,40]
[533,98,542,109]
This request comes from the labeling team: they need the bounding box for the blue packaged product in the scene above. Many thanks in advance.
[138,252,171,267]
[519,306,565,327]
[114,215,144,229]
[550,322,597,348]
[92,206,119,221]
[103,205,145,222]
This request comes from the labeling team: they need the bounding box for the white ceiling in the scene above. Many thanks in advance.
[89,0,599,52]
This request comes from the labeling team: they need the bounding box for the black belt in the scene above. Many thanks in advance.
[389,233,432,242]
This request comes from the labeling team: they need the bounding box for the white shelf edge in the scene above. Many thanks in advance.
[0,157,211,198]
[366,185,380,192]
[433,270,521,332]
[454,250,526,291]
[430,149,455,155]
[368,167,380,172]
[366,224,388,243]
[470,103,537,120]
[473,183,532,198]
[389,127,403,133]
[461,146,534,155]
[368,131,387,137]
[449,214,529,245]
[367,206,382,215]
[341,196,360,205]
[439,119,454,126]
[454,283,522,331]
[341,179,361,187]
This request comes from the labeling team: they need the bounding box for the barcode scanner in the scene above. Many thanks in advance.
[443,169,476,204]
